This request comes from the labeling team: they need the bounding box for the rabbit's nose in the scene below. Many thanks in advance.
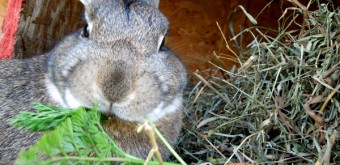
[96,61,133,103]
[100,70,130,102]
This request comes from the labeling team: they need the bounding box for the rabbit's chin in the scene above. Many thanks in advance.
[111,96,183,123]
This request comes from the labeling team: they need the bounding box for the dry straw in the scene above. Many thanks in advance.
[180,0,340,164]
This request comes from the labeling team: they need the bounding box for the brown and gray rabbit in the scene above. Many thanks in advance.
[0,0,187,164]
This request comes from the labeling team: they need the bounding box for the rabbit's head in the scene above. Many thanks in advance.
[80,0,167,55]
[46,34,147,120]
[45,1,182,122]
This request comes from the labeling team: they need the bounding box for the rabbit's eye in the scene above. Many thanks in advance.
[160,37,165,48]
[82,24,90,38]
[157,35,165,51]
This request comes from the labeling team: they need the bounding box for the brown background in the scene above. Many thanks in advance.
[1,0,337,75]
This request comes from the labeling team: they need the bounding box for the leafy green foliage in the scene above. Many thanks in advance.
[10,103,77,132]
[11,103,181,165]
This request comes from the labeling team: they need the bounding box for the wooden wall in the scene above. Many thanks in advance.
[14,0,84,58]
[1,0,337,75]
[160,0,243,73]
[0,0,8,38]
[159,0,335,73]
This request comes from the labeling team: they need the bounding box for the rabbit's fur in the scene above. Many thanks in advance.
[0,0,187,164]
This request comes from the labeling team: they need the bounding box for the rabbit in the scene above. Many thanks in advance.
[0,0,187,164]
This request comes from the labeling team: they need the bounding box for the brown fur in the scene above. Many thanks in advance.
[103,110,182,159]
[0,55,51,164]
[0,0,186,164]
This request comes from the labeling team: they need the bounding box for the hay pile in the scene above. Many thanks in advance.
[179,1,340,164]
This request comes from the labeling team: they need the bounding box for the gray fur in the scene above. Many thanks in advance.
[0,0,186,164]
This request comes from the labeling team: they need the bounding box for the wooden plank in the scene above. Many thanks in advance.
[0,0,8,38]
[14,0,84,58]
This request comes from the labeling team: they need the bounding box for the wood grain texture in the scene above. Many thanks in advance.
[14,0,84,58]
[0,0,8,38]
[160,0,244,74]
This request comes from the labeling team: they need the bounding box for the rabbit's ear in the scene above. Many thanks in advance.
[141,0,159,8]
[80,0,92,6]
